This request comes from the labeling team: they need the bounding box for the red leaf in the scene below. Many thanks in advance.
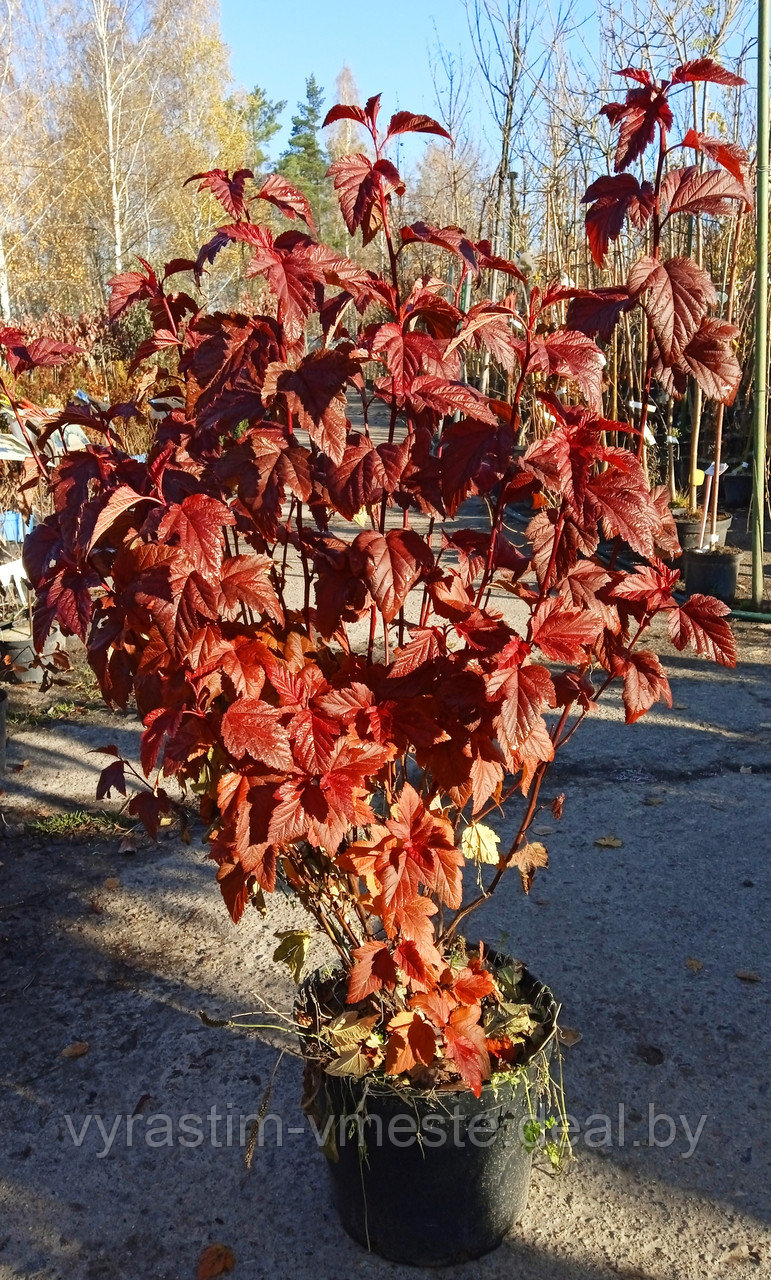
[661,166,751,216]
[681,317,742,405]
[106,262,158,323]
[532,331,605,412]
[328,154,404,245]
[350,528,433,622]
[96,759,126,800]
[601,85,673,172]
[323,102,369,128]
[583,174,654,267]
[491,662,556,767]
[681,130,750,186]
[348,940,398,1003]
[452,964,497,1005]
[668,594,736,667]
[262,349,359,465]
[185,167,254,219]
[326,434,388,519]
[408,375,498,425]
[530,599,600,663]
[616,648,672,724]
[587,458,656,559]
[87,486,160,552]
[628,255,716,362]
[614,67,653,85]
[157,494,235,575]
[215,861,249,924]
[565,287,634,342]
[400,221,479,274]
[221,700,293,770]
[390,627,445,678]
[128,790,170,840]
[443,1004,490,1097]
[254,173,317,234]
[385,110,451,141]
[671,59,746,88]
[219,554,283,624]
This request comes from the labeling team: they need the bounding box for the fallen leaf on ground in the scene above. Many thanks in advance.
[740,765,753,774]
[197,1244,235,1279]
[595,834,622,848]
[103,877,121,890]
[61,1041,89,1059]
[12,760,29,773]
[735,970,761,983]
[643,796,664,806]
[558,1027,582,1047]
[722,1241,761,1265]
[685,957,703,974]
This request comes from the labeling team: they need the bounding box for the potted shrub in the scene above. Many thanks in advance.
[15,88,737,1266]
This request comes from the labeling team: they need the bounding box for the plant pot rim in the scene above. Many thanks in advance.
[683,544,743,558]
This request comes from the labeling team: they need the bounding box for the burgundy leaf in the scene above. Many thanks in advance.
[184,167,254,219]
[254,173,317,235]
[670,59,747,87]
[385,111,451,141]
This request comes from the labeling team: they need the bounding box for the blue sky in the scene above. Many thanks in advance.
[218,0,759,164]
[219,0,500,157]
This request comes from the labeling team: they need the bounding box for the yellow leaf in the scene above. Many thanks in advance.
[461,822,500,865]
[352,507,368,527]
[595,834,622,848]
[272,929,312,983]
[325,1044,383,1077]
[325,1011,379,1052]
[685,957,703,974]
[196,1243,235,1280]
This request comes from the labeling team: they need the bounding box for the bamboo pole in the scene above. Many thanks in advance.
[752,0,770,608]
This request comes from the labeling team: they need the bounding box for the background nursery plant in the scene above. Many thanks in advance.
[19,84,737,1101]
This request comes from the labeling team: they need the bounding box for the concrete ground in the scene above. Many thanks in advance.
[0,611,769,1279]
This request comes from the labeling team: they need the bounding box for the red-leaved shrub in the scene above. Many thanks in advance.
[14,82,739,1094]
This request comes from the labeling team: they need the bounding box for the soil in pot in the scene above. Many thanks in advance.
[297,958,559,1267]
[672,509,732,551]
[683,546,743,605]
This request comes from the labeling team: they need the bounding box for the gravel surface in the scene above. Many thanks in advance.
[0,621,769,1280]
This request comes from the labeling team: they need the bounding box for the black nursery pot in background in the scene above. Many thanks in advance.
[298,964,558,1267]
[683,547,743,605]
[672,510,732,551]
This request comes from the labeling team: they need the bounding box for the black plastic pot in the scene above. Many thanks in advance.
[672,510,732,550]
[683,547,743,605]
[298,962,558,1266]
[720,472,751,510]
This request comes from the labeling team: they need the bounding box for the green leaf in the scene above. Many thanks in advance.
[272,929,312,983]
